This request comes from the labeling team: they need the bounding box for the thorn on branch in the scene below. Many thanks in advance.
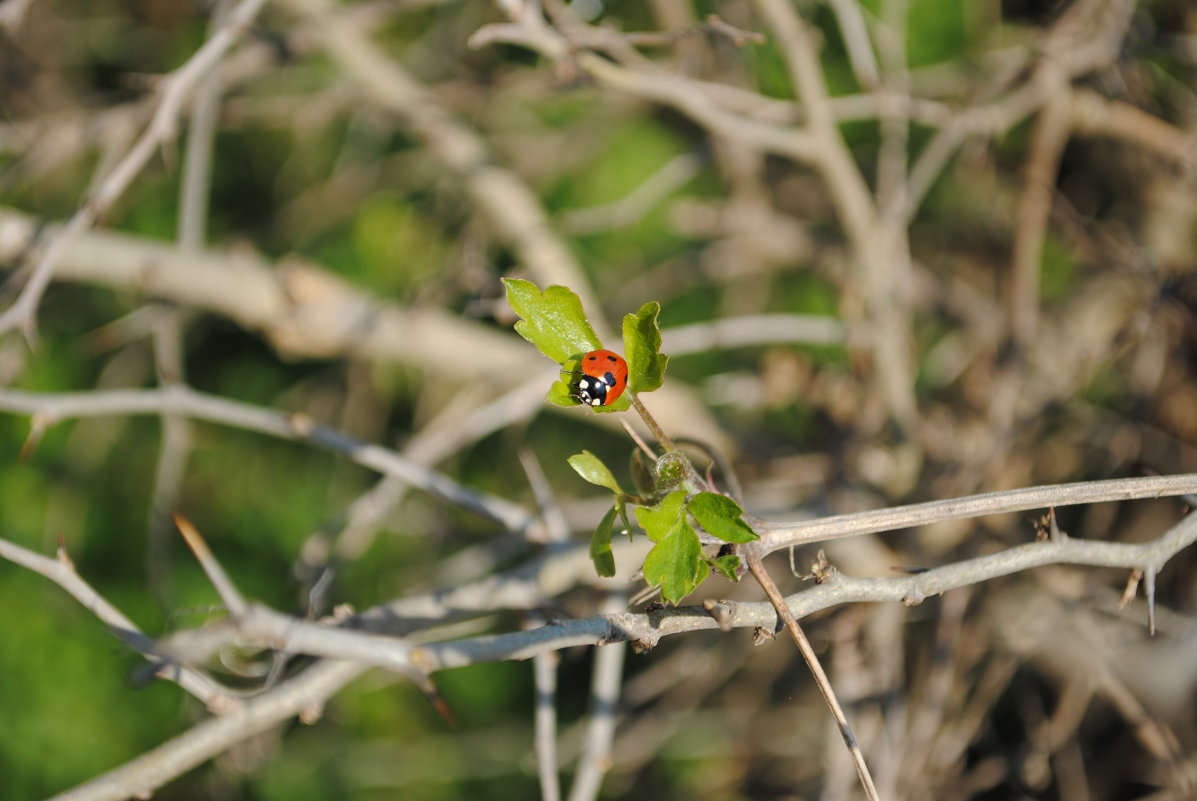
[20,414,47,461]
[1144,565,1157,636]
[703,598,734,631]
[1118,568,1142,609]
[299,701,325,726]
[172,512,248,617]
[55,533,73,567]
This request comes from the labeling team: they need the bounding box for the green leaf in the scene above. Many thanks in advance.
[629,449,657,498]
[634,489,686,542]
[622,301,668,393]
[503,279,602,365]
[688,492,759,544]
[709,553,742,581]
[568,451,624,494]
[588,392,631,413]
[546,380,579,408]
[643,521,707,604]
[616,498,635,542]
[589,505,618,577]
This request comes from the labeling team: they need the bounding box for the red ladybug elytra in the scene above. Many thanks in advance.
[566,349,628,407]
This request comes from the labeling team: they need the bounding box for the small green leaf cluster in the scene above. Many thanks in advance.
[569,451,759,604]
[502,278,668,413]
[504,277,755,603]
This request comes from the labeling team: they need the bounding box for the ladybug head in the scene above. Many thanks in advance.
[572,374,611,406]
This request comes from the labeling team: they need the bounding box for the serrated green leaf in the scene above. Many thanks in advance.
[568,451,624,494]
[589,505,618,577]
[634,489,686,542]
[643,521,706,604]
[503,279,602,364]
[709,553,743,581]
[688,492,759,543]
[623,301,668,394]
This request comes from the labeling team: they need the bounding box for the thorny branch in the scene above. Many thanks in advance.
[0,0,270,342]
[3,1,1196,799]
[7,484,1196,801]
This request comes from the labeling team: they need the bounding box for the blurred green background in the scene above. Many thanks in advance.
[3,1,1197,799]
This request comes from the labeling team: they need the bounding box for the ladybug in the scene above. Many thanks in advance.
[566,349,629,407]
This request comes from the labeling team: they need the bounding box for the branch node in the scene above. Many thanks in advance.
[408,646,435,673]
[55,533,73,567]
[805,549,837,583]
[289,411,315,437]
[631,637,656,654]
[330,602,356,622]
[752,626,776,646]
[299,701,325,725]
[1033,506,1067,542]
[703,598,735,630]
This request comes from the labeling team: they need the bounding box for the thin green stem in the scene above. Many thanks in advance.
[628,393,679,453]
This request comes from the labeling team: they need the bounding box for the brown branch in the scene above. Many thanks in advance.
[746,550,880,801]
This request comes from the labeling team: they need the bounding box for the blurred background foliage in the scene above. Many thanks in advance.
[2,0,1197,799]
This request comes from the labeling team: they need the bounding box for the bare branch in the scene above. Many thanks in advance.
[278,0,612,341]
[173,513,249,617]
[27,501,1197,801]
[746,551,880,800]
[531,614,562,801]
[662,313,845,352]
[0,535,237,710]
[758,475,1197,553]
[0,385,539,536]
[0,0,269,341]
[567,595,627,801]
[46,660,367,801]
[156,503,1197,685]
